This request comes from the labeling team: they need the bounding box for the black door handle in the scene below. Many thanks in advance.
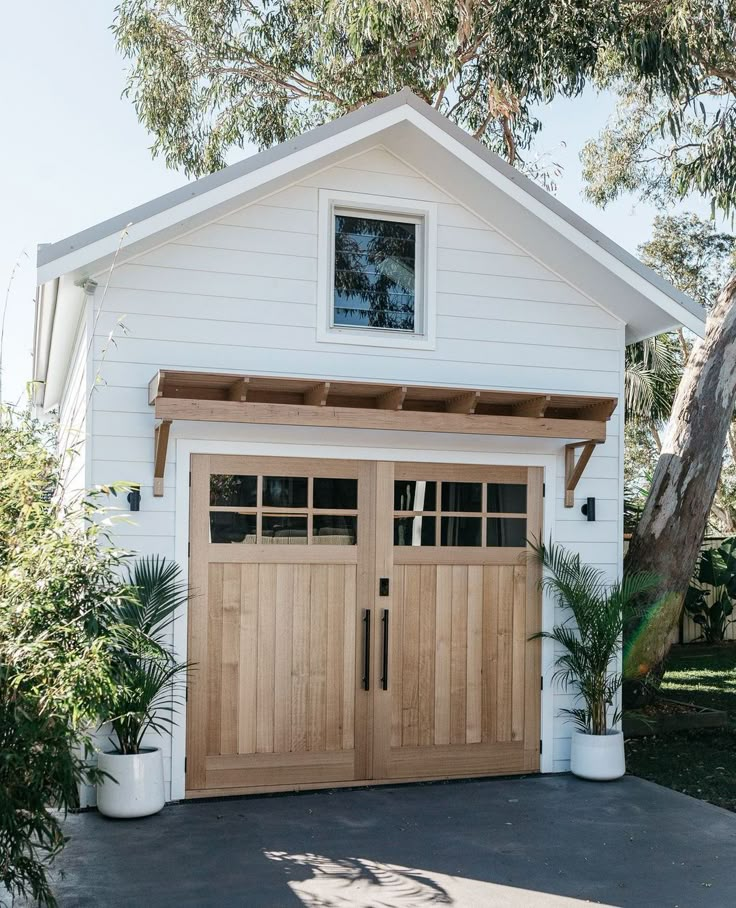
[380,608,389,690]
[362,609,371,690]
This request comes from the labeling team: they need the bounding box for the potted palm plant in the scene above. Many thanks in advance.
[532,542,659,781]
[96,556,189,818]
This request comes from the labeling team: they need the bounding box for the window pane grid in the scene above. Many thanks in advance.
[209,474,358,545]
[393,479,528,548]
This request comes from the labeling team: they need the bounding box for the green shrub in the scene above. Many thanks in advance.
[685,538,736,643]
[0,408,128,905]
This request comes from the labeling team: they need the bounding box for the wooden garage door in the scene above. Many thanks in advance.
[371,463,543,781]
[186,456,542,796]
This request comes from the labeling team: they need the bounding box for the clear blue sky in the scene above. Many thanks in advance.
[0,2,706,405]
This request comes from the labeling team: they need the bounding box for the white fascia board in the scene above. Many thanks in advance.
[36,107,410,286]
[403,108,706,339]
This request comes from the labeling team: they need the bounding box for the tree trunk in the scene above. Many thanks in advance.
[624,273,736,693]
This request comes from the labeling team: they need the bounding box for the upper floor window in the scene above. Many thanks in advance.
[333,212,420,332]
[317,189,437,350]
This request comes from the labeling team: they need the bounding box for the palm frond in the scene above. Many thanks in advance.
[100,556,191,754]
[624,359,655,422]
[530,541,657,735]
[625,333,682,424]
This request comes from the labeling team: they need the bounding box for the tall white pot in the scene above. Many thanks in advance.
[570,729,625,781]
[97,748,165,818]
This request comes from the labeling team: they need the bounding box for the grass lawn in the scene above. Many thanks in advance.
[625,644,736,812]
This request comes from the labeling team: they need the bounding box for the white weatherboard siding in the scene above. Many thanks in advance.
[86,147,624,795]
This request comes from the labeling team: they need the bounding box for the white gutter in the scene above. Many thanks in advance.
[31,276,59,410]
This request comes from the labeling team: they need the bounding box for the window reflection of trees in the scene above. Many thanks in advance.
[209,474,257,507]
[334,215,416,330]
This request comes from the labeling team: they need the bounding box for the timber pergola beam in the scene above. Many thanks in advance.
[155,397,610,441]
[148,370,617,496]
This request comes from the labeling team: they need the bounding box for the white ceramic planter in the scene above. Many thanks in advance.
[570,729,625,781]
[97,748,165,818]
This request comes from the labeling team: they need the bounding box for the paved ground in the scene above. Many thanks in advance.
[48,775,736,907]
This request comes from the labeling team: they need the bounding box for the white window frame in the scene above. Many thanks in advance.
[317,189,437,350]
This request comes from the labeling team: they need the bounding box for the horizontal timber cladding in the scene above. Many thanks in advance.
[185,455,542,796]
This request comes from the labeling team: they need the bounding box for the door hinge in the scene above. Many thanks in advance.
[189,471,192,487]
[540,675,544,690]
[542,482,546,497]
[187,541,190,558]
[539,739,543,754]
[184,757,187,773]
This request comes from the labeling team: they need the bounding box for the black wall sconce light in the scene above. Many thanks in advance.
[127,486,141,512]
[581,497,596,522]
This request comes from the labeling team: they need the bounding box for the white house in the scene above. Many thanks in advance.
[33,90,705,803]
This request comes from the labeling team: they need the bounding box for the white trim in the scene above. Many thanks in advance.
[614,324,626,730]
[171,442,188,800]
[169,435,557,798]
[317,189,437,350]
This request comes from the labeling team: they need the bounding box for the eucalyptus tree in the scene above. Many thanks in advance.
[579,3,736,687]
[625,216,736,538]
[113,1,690,179]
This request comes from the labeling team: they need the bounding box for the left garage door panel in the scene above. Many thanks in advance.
[186,455,373,795]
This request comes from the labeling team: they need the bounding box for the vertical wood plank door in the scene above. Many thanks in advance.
[371,463,543,782]
[186,455,542,796]
[186,455,374,797]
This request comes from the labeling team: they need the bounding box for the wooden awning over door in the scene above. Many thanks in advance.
[148,370,617,500]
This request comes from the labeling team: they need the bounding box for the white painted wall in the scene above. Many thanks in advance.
[81,145,625,797]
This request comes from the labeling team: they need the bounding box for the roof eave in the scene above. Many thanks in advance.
[36,88,705,344]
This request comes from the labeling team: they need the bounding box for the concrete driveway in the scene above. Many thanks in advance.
[47,775,736,907]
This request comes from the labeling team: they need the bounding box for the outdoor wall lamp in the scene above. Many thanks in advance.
[127,486,141,512]
[581,497,596,522]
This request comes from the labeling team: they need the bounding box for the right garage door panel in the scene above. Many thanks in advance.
[372,463,543,781]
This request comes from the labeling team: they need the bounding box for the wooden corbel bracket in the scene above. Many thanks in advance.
[153,419,172,497]
[564,440,597,508]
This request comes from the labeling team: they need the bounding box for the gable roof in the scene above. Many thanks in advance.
[34,89,705,409]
